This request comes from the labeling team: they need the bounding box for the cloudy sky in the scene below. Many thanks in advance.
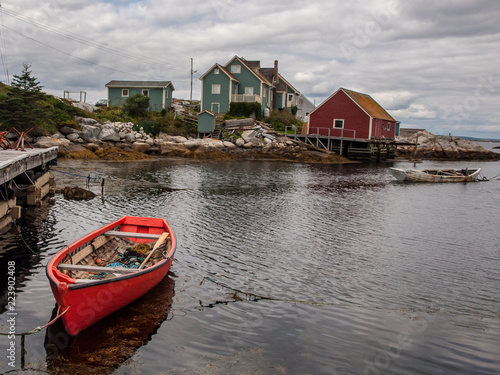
[0,0,499,138]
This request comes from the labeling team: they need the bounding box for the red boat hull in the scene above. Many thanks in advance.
[46,216,176,336]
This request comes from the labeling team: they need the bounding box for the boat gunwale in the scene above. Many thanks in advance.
[46,216,176,290]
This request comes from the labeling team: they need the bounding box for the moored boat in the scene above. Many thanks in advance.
[389,167,482,182]
[46,215,176,336]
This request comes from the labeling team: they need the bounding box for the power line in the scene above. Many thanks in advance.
[1,24,145,77]
[0,6,190,74]
[0,2,10,83]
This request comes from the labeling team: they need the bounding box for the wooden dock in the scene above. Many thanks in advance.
[0,147,58,231]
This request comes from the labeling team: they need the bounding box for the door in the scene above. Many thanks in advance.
[211,103,220,113]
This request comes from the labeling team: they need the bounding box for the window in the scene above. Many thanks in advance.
[387,123,391,131]
[122,89,129,97]
[244,87,254,96]
[211,84,221,94]
[142,89,149,96]
[214,68,220,74]
[334,119,344,128]
[231,65,241,74]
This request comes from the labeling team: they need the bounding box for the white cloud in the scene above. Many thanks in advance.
[1,0,499,137]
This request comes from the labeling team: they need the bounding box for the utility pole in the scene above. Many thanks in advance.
[190,58,197,101]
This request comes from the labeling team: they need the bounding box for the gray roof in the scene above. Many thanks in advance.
[105,80,175,90]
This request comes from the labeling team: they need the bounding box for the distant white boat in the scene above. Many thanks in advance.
[389,167,482,183]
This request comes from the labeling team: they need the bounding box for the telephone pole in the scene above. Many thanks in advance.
[190,58,197,101]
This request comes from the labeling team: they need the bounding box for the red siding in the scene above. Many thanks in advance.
[309,90,396,140]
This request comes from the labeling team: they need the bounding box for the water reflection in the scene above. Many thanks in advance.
[44,274,175,375]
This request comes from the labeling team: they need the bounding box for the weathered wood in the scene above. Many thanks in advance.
[58,264,138,274]
[0,198,16,217]
[104,231,161,239]
[0,147,58,185]
[71,235,112,264]
[224,118,255,128]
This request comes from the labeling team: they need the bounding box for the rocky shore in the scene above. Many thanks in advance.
[395,130,500,160]
[28,117,499,162]
[33,116,351,163]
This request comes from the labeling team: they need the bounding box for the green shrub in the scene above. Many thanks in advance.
[228,102,262,120]
[267,109,302,133]
[123,94,150,117]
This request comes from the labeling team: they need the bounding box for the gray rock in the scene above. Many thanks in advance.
[75,117,100,126]
[159,142,189,155]
[60,126,78,135]
[66,133,80,141]
[125,133,136,142]
[235,138,245,147]
[98,124,120,142]
[80,124,100,142]
[132,142,151,153]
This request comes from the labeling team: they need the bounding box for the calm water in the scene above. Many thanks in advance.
[1,156,500,374]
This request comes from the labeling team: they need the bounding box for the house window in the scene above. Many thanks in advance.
[214,68,220,74]
[122,89,129,97]
[387,123,391,131]
[334,119,344,128]
[245,87,254,96]
[231,65,241,74]
[211,84,221,94]
[142,89,149,96]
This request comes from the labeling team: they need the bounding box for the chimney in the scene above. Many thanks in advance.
[272,60,278,110]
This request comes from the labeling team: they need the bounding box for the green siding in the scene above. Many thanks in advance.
[227,61,261,96]
[108,86,172,111]
[201,69,231,113]
[198,111,216,132]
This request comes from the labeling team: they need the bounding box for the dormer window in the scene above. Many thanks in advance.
[231,65,241,74]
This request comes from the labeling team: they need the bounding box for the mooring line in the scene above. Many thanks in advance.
[174,259,500,320]
[0,306,70,336]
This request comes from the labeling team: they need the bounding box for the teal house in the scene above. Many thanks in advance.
[197,110,216,134]
[105,80,175,111]
[199,56,300,115]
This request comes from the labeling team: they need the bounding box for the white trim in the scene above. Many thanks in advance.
[369,118,373,139]
[230,64,241,74]
[211,102,220,113]
[333,119,344,129]
[122,89,129,97]
[211,84,221,94]
[142,89,149,96]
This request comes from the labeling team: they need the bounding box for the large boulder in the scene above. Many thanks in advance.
[35,137,71,149]
[159,142,189,155]
[79,124,100,142]
[131,142,151,153]
[98,124,121,142]
[75,117,100,126]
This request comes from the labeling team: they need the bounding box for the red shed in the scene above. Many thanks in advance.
[308,88,396,140]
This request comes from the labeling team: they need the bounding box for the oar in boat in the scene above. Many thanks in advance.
[138,232,170,269]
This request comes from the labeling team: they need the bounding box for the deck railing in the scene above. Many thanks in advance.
[231,94,262,104]
[286,127,357,155]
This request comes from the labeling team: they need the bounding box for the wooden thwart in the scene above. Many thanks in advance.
[58,264,138,274]
[104,231,162,239]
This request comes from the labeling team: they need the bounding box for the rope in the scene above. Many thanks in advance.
[174,260,500,319]
[0,306,70,336]
[48,167,103,183]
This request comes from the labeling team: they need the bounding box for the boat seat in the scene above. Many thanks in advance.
[104,231,162,239]
[57,263,139,274]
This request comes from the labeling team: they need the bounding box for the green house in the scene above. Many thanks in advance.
[105,80,175,111]
[197,110,216,134]
[200,56,300,116]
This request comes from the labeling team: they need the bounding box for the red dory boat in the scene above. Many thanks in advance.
[46,216,176,336]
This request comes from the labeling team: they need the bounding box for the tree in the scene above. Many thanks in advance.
[0,63,47,132]
[123,93,150,118]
